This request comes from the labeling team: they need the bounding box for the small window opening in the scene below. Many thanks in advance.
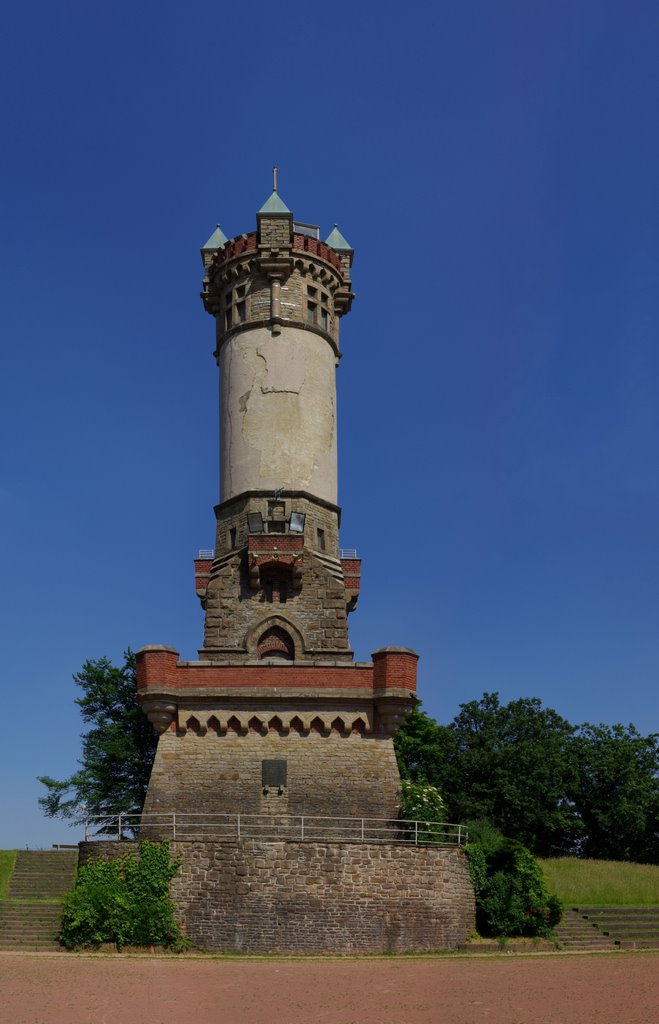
[316,527,326,551]
[236,300,246,323]
[268,500,286,520]
[257,625,294,659]
[320,308,328,331]
[229,527,237,549]
[307,302,317,324]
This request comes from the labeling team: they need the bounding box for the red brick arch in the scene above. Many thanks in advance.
[257,625,295,660]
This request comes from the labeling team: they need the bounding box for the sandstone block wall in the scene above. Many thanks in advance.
[79,839,475,953]
[202,540,350,659]
[141,729,402,820]
[212,492,341,562]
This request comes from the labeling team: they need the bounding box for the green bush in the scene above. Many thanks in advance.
[466,831,562,938]
[59,841,182,950]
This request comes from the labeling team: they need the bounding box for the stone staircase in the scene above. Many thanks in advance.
[459,906,659,954]
[576,907,659,950]
[552,908,619,951]
[0,850,78,951]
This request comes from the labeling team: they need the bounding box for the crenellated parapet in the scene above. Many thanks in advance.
[201,200,353,360]
[136,643,418,822]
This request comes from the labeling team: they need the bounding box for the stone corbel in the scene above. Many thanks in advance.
[141,700,178,735]
[375,699,413,738]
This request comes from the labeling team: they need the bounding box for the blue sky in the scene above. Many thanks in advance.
[1,1,658,847]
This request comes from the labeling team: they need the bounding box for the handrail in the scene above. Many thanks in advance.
[197,548,360,560]
[83,812,466,846]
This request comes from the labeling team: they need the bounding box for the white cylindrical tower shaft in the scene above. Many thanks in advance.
[219,325,338,504]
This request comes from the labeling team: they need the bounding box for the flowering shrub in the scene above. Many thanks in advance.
[399,780,450,842]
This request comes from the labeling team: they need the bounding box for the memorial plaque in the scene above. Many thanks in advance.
[262,759,287,787]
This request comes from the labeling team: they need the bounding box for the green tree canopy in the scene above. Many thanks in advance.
[573,723,659,863]
[396,694,582,856]
[38,650,156,823]
[396,694,659,862]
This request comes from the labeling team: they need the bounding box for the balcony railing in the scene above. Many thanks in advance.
[196,548,359,560]
[84,812,467,846]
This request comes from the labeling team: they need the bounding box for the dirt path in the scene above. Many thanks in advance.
[0,952,657,1024]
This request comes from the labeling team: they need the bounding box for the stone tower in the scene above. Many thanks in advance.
[136,183,419,825]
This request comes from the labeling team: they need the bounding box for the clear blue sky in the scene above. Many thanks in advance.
[1,1,658,848]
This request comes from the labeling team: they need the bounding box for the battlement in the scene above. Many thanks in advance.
[136,644,418,731]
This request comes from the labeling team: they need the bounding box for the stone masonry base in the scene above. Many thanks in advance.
[79,839,475,953]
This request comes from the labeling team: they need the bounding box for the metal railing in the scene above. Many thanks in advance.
[197,548,360,560]
[84,813,467,846]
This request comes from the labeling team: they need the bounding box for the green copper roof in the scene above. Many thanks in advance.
[325,224,353,251]
[258,190,291,215]
[202,225,229,250]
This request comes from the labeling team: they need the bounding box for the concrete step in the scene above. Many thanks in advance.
[616,938,659,950]
[0,905,63,927]
[606,929,659,939]
[552,910,618,951]
[576,907,659,945]
[579,906,659,915]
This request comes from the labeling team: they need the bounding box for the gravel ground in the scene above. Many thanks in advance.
[0,951,657,1024]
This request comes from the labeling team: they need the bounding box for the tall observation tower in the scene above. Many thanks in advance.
[136,181,420,823]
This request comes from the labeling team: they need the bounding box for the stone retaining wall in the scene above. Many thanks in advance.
[79,839,474,953]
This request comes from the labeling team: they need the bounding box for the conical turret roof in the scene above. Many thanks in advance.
[325,224,353,251]
[258,190,291,215]
[202,225,228,250]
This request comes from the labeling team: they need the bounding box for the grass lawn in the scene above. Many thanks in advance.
[0,850,17,899]
[539,856,659,906]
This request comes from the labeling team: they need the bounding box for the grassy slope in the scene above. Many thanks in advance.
[539,857,659,907]
[0,851,17,899]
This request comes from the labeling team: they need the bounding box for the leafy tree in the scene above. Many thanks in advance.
[573,723,659,863]
[38,650,156,823]
[446,693,581,856]
[396,694,582,856]
[394,706,449,788]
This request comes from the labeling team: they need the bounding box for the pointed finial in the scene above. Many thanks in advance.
[273,165,279,193]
